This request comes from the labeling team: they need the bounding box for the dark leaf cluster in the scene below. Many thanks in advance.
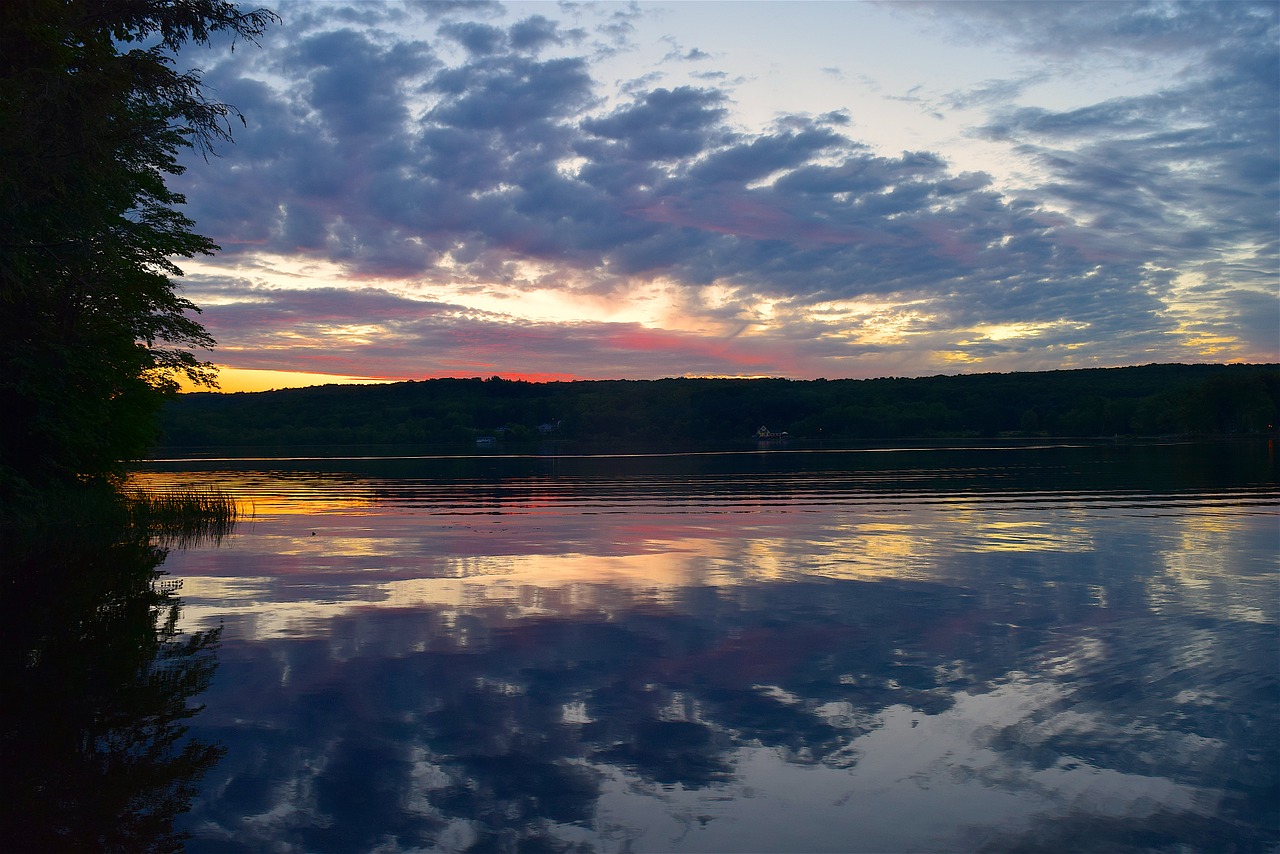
[0,0,275,490]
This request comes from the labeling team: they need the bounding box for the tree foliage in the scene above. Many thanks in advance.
[0,0,276,489]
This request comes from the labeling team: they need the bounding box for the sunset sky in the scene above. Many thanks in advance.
[171,0,1278,392]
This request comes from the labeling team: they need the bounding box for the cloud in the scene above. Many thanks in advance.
[190,33,1083,308]
[438,20,506,56]
[184,281,799,379]
[944,75,1046,111]
[940,3,1277,257]
[916,0,1274,61]
[581,86,732,161]
[660,36,712,63]
[169,1,1278,384]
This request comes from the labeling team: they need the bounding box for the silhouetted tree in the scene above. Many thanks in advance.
[0,0,276,490]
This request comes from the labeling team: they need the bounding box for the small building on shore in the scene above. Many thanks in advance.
[755,426,789,445]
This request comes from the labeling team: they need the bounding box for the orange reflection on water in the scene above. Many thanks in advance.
[126,470,380,519]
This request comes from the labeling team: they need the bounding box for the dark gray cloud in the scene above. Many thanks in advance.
[511,14,583,52]
[436,13,581,57]
[581,86,732,161]
[425,54,596,131]
[438,20,506,56]
[688,129,844,185]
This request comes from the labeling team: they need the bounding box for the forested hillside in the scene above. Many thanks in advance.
[159,363,1279,450]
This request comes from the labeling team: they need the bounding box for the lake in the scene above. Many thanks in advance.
[123,441,1276,852]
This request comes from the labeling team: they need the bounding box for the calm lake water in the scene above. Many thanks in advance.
[123,442,1276,853]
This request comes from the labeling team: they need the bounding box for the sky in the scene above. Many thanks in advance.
[169,0,1279,392]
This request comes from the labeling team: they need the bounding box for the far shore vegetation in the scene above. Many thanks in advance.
[158,362,1278,451]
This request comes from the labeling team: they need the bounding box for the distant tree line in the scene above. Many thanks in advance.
[158,363,1280,450]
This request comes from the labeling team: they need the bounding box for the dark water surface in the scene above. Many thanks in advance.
[125,442,1277,852]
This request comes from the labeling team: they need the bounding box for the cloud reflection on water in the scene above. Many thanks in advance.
[129,445,1278,852]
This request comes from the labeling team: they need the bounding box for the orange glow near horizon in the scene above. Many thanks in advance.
[183,365,603,394]
[185,365,794,393]
[183,366,393,394]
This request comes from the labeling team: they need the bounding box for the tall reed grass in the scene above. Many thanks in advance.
[124,487,242,547]
[0,481,244,550]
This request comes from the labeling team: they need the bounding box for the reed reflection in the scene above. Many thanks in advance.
[0,502,227,853]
